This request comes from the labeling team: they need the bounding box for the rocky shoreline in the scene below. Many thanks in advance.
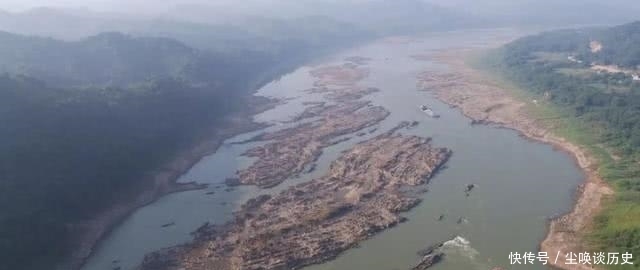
[139,126,451,270]
[415,50,614,270]
[68,95,281,270]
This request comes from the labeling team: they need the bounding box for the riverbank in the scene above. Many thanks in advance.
[416,49,614,270]
[68,95,281,270]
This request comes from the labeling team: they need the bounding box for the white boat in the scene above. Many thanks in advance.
[420,105,440,118]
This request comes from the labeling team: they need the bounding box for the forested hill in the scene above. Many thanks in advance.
[492,21,640,267]
[0,25,369,270]
[499,20,640,158]
[0,31,265,87]
[581,21,640,68]
[504,21,640,68]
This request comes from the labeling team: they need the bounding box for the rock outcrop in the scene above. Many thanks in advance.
[231,61,388,188]
[236,101,389,188]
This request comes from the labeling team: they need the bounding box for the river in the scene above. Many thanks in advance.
[82,29,583,270]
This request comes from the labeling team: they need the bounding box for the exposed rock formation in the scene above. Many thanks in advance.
[412,240,447,270]
[139,130,451,270]
[345,56,372,65]
[310,63,369,87]
[306,86,380,101]
[236,101,389,188]
[412,253,444,270]
[230,61,387,188]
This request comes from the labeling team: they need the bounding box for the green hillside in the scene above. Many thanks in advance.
[489,21,640,268]
[0,31,258,87]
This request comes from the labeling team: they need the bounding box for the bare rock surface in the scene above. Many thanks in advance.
[236,101,389,188]
[233,61,388,188]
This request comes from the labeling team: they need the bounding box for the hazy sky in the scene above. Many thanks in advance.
[0,0,215,13]
[0,0,539,13]
[3,0,640,19]
[1,0,312,12]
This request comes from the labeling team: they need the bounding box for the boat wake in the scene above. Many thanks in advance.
[441,236,497,270]
[442,236,479,260]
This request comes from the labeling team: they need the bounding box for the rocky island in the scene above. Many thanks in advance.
[235,101,389,187]
[229,60,390,188]
[139,128,451,270]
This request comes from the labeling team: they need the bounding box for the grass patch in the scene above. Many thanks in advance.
[530,51,568,63]
[557,67,595,78]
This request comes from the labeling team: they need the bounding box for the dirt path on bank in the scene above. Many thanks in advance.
[416,49,614,270]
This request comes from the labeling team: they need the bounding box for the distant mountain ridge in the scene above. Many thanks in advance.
[0,31,198,86]
[0,1,472,43]
[0,31,281,88]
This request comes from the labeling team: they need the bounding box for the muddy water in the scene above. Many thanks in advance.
[82,29,582,270]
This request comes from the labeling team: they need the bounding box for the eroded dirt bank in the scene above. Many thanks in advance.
[139,126,451,270]
[416,50,614,270]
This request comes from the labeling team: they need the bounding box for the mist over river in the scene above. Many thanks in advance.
[83,29,582,270]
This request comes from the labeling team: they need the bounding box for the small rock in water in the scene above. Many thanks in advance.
[464,184,476,196]
[306,163,317,173]
[464,184,475,193]
[456,217,468,224]
[205,191,215,195]
[225,177,241,186]
[161,222,175,228]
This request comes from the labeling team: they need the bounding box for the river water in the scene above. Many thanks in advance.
[82,29,583,270]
